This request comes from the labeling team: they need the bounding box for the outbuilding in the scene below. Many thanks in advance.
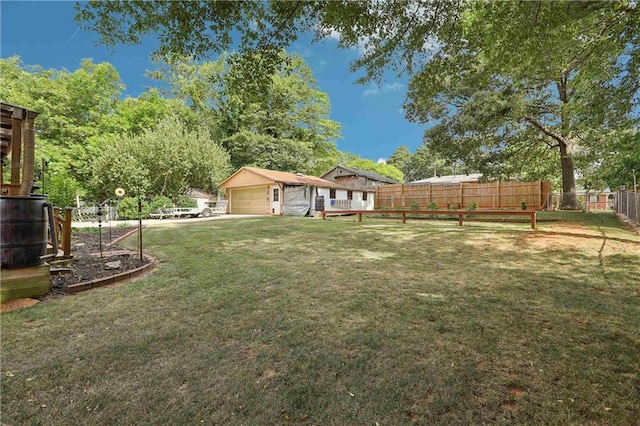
[217,166,375,216]
[321,164,399,188]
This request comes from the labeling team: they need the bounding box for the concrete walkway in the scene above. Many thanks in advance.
[71,214,266,228]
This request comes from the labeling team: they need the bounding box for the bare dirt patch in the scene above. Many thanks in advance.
[48,227,152,296]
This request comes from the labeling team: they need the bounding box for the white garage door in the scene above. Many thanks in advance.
[230,187,268,214]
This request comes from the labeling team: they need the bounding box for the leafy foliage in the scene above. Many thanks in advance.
[149,52,342,175]
[0,56,124,186]
[346,158,403,182]
[76,0,640,208]
[90,117,232,199]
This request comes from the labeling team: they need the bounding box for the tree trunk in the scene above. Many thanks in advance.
[557,74,579,210]
[559,141,578,209]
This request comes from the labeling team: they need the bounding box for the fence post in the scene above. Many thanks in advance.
[627,191,630,219]
[585,190,590,213]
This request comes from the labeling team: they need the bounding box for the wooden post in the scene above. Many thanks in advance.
[531,211,536,229]
[458,214,463,226]
[402,212,406,224]
[321,211,326,220]
[460,182,464,208]
[401,184,405,208]
[62,207,73,257]
[496,181,500,208]
[358,212,362,222]
[428,183,432,205]
[10,108,23,189]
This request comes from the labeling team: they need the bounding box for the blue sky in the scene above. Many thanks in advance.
[1,1,428,162]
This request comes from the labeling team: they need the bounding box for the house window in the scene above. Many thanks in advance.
[363,192,368,201]
[273,188,279,202]
[589,195,598,203]
[330,188,336,199]
[347,190,353,200]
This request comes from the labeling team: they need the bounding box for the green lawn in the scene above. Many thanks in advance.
[2,212,639,424]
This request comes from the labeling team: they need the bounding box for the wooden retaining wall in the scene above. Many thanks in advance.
[375,181,552,210]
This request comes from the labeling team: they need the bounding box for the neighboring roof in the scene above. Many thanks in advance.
[185,188,216,199]
[410,173,484,184]
[321,165,400,184]
[218,166,374,191]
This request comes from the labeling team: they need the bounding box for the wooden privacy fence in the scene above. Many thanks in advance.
[375,181,552,210]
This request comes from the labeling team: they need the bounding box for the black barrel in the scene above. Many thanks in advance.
[0,195,49,269]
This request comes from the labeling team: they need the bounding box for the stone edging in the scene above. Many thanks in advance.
[65,252,156,294]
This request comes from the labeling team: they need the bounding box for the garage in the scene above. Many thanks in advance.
[230,186,268,214]
[219,166,364,216]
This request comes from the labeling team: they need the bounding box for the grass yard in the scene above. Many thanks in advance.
[2,212,639,424]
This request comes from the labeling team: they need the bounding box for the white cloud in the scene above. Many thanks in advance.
[326,29,341,41]
[363,82,405,97]
[377,158,387,164]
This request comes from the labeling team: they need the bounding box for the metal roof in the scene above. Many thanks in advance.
[321,165,400,184]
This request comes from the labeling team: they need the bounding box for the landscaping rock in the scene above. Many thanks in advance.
[104,260,121,270]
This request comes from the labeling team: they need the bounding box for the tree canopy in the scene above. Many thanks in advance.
[77,0,639,207]
[149,51,342,175]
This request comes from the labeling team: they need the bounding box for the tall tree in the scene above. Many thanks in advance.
[406,2,638,207]
[77,1,639,207]
[387,146,412,181]
[148,52,342,174]
[0,56,124,198]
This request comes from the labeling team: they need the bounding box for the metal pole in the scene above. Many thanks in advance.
[108,202,112,245]
[97,205,103,258]
[138,196,143,261]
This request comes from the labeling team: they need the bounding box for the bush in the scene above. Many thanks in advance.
[148,196,174,213]
[468,202,478,211]
[117,197,152,220]
[45,172,82,208]
[410,201,420,210]
[427,202,438,210]
[175,195,197,208]
[521,201,527,210]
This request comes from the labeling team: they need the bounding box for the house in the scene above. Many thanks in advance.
[550,189,614,211]
[321,165,399,189]
[410,173,484,184]
[217,167,375,216]
[184,188,218,211]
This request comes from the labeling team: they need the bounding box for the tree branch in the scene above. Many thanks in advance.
[523,115,569,146]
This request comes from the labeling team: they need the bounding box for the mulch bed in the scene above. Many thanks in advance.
[49,226,152,296]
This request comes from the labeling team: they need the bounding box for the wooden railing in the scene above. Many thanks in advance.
[53,207,73,258]
[321,209,538,229]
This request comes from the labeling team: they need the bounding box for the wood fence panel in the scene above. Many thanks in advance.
[375,181,549,210]
[499,181,540,209]
[462,182,498,208]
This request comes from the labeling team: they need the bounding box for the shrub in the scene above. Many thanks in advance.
[117,197,152,220]
[468,201,478,211]
[410,201,420,210]
[175,195,197,208]
[521,201,527,210]
[45,172,82,208]
[427,202,438,210]
[149,196,174,213]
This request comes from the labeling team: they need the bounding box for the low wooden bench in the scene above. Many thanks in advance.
[320,209,538,229]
